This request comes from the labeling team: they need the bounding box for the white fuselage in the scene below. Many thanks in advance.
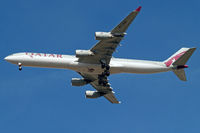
[4,52,171,74]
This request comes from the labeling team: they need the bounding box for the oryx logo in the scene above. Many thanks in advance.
[164,51,186,67]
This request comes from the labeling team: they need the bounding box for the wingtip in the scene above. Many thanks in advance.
[135,6,142,12]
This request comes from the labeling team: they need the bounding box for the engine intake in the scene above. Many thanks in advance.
[76,50,94,58]
[85,91,104,99]
[71,78,90,86]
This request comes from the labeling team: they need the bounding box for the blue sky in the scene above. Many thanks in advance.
[0,0,200,133]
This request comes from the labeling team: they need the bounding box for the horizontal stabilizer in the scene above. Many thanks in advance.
[173,69,186,81]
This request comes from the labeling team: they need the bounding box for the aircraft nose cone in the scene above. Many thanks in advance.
[4,54,20,64]
[4,55,13,62]
[4,56,10,61]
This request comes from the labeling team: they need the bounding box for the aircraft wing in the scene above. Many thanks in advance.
[76,7,141,103]
[78,6,141,64]
[79,72,120,104]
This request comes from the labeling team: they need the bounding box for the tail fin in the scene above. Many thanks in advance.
[164,47,196,81]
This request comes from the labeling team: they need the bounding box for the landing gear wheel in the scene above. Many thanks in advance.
[106,65,110,70]
[101,71,105,76]
[101,63,106,69]
[103,81,108,87]
[99,80,106,86]
[106,71,110,76]
[98,74,104,80]
[100,59,106,69]
[102,70,110,76]
[18,63,22,71]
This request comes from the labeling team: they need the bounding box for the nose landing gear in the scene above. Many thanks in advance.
[18,63,22,71]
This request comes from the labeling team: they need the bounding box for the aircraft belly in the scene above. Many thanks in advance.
[110,60,171,74]
[14,55,103,74]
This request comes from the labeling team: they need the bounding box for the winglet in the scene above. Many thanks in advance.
[135,6,142,12]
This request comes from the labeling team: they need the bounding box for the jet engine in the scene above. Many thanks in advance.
[95,32,126,40]
[85,91,104,99]
[76,50,94,58]
[71,78,89,86]
[95,32,113,40]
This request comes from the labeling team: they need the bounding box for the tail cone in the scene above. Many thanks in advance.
[177,65,188,69]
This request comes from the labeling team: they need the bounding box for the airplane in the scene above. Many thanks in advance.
[4,6,196,104]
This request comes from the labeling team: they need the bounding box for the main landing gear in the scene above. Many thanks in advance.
[18,63,22,71]
[98,75,110,87]
[100,60,110,76]
[98,60,111,87]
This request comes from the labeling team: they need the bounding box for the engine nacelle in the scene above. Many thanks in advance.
[71,78,89,86]
[76,50,94,58]
[85,91,103,99]
[95,32,126,40]
[95,32,113,40]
